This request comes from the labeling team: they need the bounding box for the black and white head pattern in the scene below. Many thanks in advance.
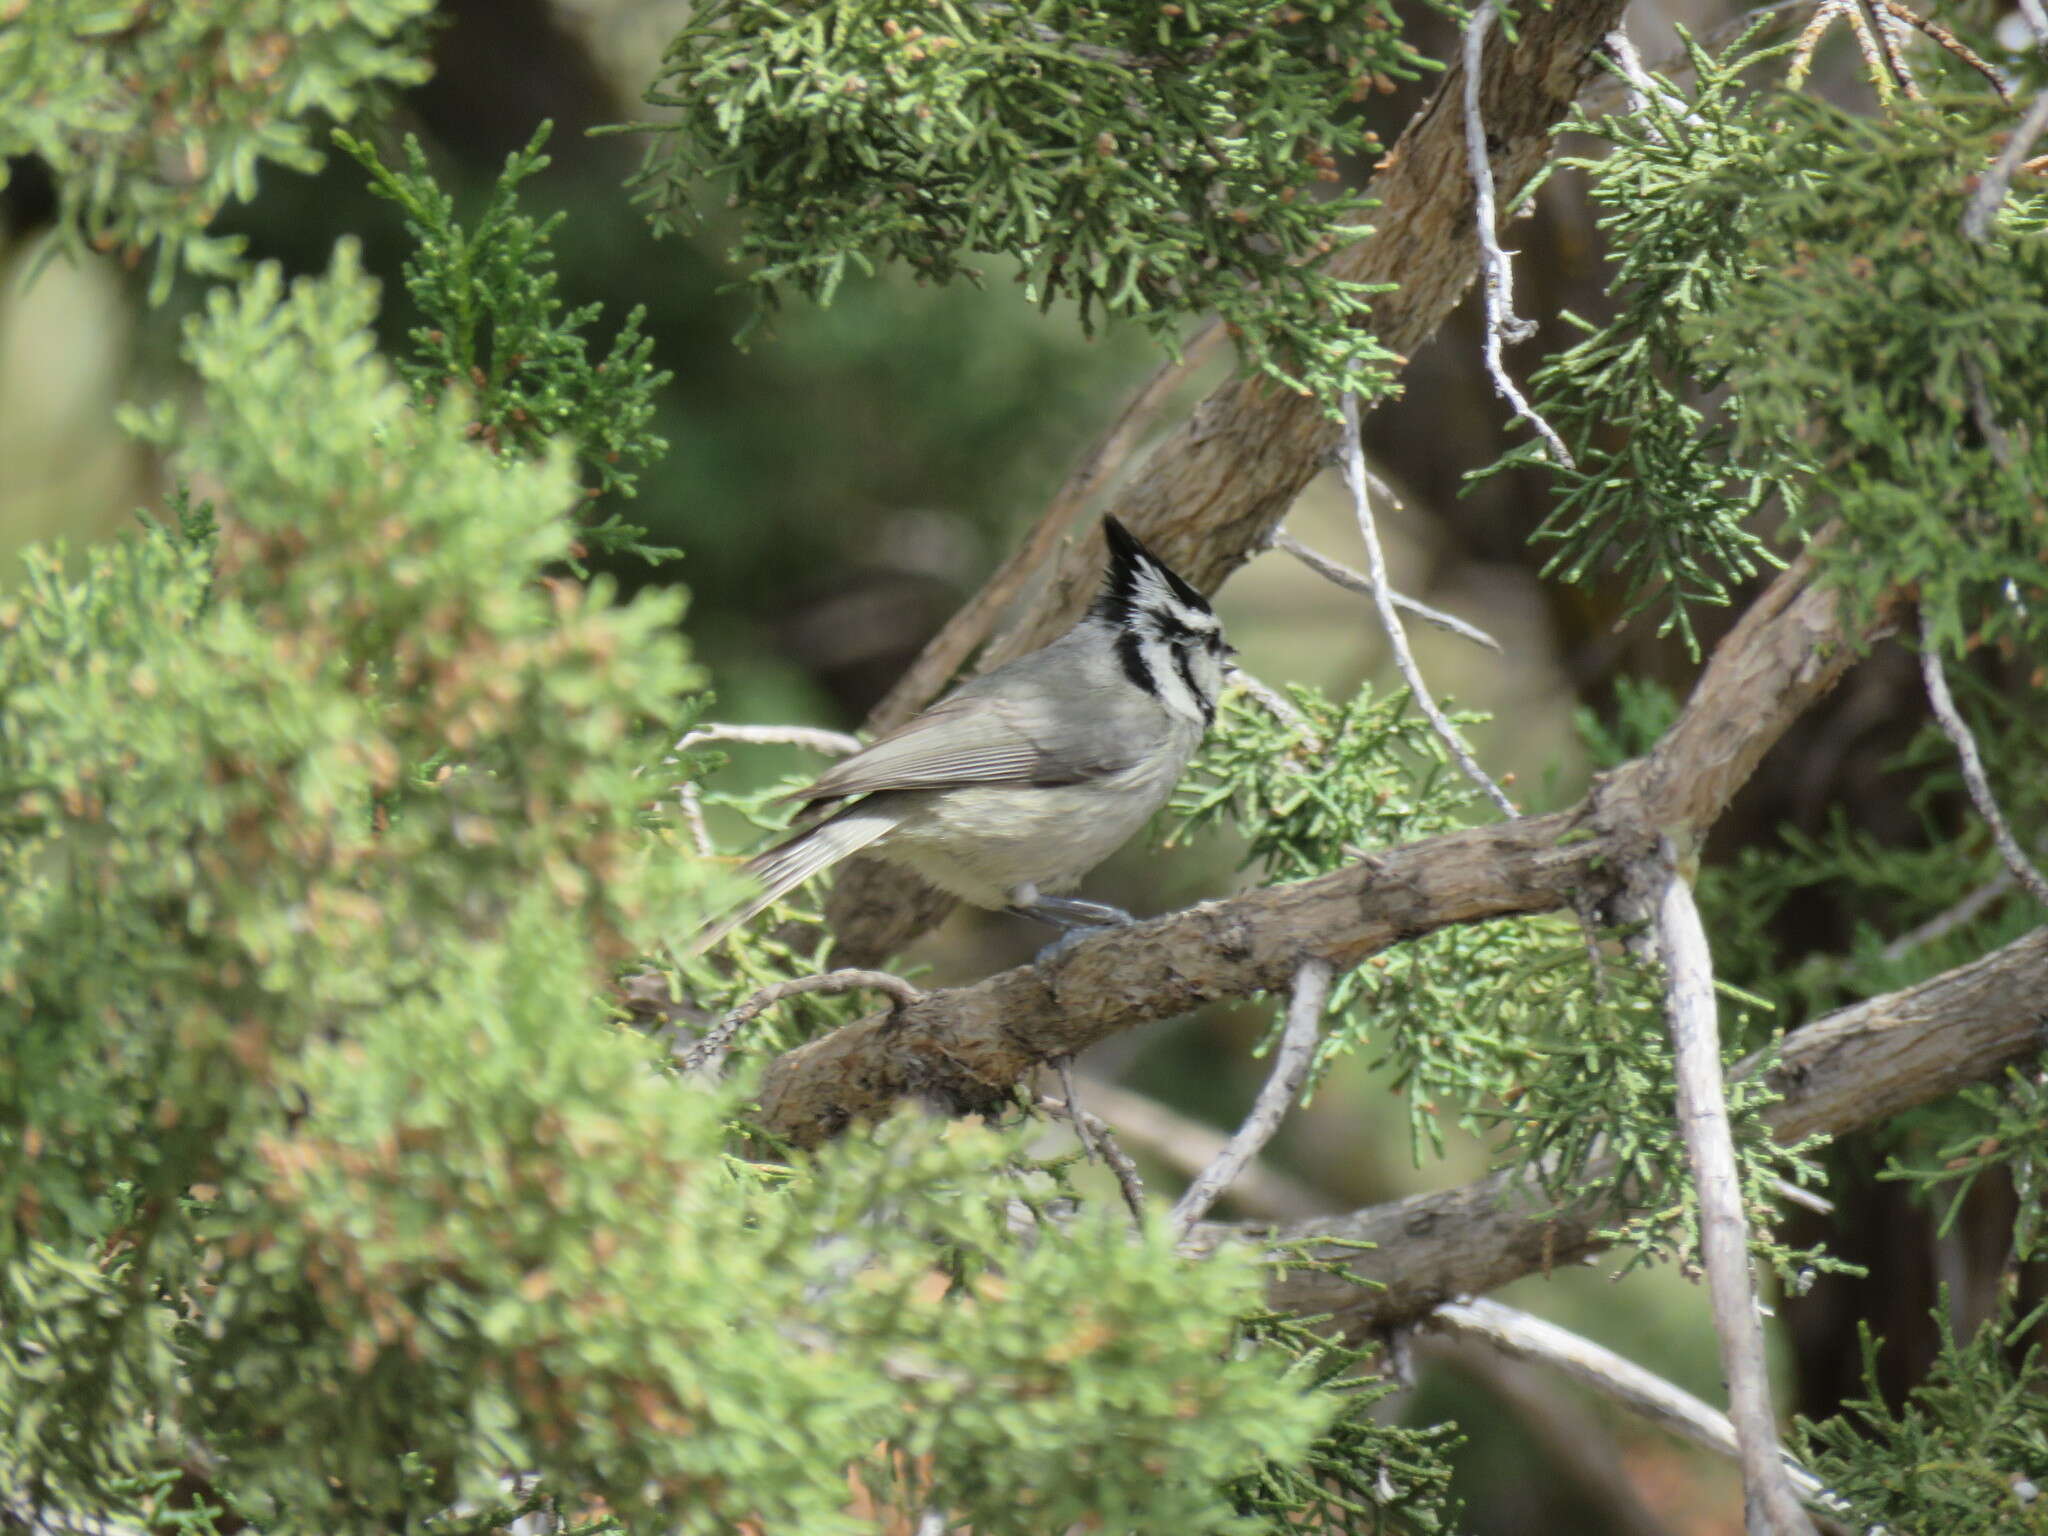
[1093,516,1234,727]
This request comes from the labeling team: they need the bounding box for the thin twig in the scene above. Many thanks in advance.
[1422,1298,1847,1519]
[1768,1177,1836,1217]
[1602,28,1653,116]
[1840,0,1904,99]
[1338,394,1519,818]
[686,969,925,1077]
[1274,531,1504,653]
[1055,1057,1100,1160]
[1169,958,1332,1240]
[1917,628,2048,911]
[664,724,865,855]
[1878,871,2019,961]
[1654,858,1816,1536]
[1874,0,2010,101]
[1580,2,1815,115]
[865,321,1226,734]
[1071,1078,1326,1221]
[674,723,865,756]
[1426,1337,1685,1536]
[677,781,714,857]
[1462,0,1576,470]
[1036,1093,1148,1225]
[1962,85,2048,242]
[1786,0,1843,91]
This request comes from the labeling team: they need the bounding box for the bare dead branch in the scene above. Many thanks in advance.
[1339,393,1517,817]
[1053,1056,1100,1160]
[1036,1092,1147,1226]
[1462,0,1577,471]
[1653,861,1815,1535]
[1878,871,2018,961]
[1168,959,1332,1239]
[1421,1298,1845,1520]
[1424,1336,1683,1536]
[1963,85,2048,242]
[1274,531,1504,653]
[666,723,867,858]
[676,723,865,757]
[1226,667,1322,748]
[1917,627,2048,911]
[1579,2,1815,116]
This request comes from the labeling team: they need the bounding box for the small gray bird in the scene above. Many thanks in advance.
[693,516,1232,951]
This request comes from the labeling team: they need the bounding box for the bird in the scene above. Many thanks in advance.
[690,516,1232,953]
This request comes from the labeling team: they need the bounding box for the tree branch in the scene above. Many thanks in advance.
[1653,862,1815,1535]
[1419,1298,1846,1522]
[1225,921,2048,1333]
[1338,391,1517,816]
[1168,958,1331,1239]
[751,545,1879,1148]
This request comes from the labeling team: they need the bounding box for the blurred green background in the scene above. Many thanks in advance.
[5,2,2012,1529]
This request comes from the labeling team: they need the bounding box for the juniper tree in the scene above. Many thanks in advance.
[4,3,2048,1535]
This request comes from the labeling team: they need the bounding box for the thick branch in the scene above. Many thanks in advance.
[754,549,1873,1148]
[1232,921,2048,1333]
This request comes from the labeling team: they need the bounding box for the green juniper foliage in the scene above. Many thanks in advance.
[10,1,2048,1530]
[1795,1304,2048,1535]
[336,125,677,566]
[0,248,1394,1533]
[1228,1312,1460,1534]
[0,0,434,300]
[1474,25,1804,656]
[1881,1058,2048,1263]
[1485,27,2048,659]
[632,0,1422,402]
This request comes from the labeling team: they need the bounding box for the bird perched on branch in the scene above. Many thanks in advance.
[692,516,1232,952]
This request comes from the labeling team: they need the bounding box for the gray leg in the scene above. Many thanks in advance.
[1005,894,1135,932]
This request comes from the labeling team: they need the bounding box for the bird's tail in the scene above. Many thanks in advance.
[683,809,895,955]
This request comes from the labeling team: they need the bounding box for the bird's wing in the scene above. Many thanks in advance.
[783,687,1142,809]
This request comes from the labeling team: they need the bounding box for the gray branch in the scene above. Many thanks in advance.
[1168,958,1332,1239]
[1274,531,1503,653]
[1339,393,1518,817]
[1653,861,1816,1535]
[1421,1298,1846,1521]
[1917,626,2048,911]
[1462,0,1576,470]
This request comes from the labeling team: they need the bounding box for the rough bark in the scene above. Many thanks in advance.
[825,0,1634,963]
